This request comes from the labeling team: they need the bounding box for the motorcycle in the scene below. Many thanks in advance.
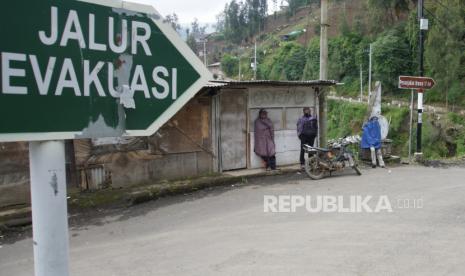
[303,135,362,180]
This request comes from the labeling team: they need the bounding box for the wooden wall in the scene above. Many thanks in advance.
[0,142,30,208]
[75,95,214,189]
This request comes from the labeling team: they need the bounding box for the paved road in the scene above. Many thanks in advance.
[1,165,465,275]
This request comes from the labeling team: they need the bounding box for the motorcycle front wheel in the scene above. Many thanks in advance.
[305,156,325,180]
[346,153,362,176]
[352,165,362,176]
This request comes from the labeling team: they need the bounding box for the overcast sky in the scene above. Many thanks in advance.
[131,0,280,25]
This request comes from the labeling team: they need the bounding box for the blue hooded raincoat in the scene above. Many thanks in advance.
[361,117,382,149]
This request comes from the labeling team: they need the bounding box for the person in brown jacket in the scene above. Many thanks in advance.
[254,109,276,170]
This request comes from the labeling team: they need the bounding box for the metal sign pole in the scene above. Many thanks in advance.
[416,0,426,158]
[360,64,363,102]
[29,140,69,276]
[416,90,424,154]
[368,43,372,104]
[408,89,414,161]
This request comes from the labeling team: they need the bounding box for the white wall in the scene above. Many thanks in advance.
[248,86,317,169]
[250,130,302,168]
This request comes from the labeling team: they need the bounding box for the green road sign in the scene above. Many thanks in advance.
[0,0,211,142]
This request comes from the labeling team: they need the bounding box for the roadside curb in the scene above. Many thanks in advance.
[126,167,300,206]
[0,207,31,228]
[126,175,242,205]
[0,167,300,229]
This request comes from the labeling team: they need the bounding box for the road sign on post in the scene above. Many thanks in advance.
[0,0,211,142]
[1,1,210,276]
[398,75,435,161]
[398,76,435,90]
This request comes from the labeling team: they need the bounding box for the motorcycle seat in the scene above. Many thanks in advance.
[313,147,330,152]
[305,145,330,152]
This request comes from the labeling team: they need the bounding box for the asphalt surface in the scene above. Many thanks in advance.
[1,165,465,275]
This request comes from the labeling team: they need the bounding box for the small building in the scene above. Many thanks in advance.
[0,80,336,208]
[207,62,225,80]
[207,80,335,171]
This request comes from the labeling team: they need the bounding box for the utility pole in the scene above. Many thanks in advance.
[319,0,328,147]
[416,0,426,157]
[368,43,372,104]
[253,40,257,80]
[30,141,69,276]
[203,39,207,66]
[360,64,363,102]
[408,89,414,161]
[238,57,241,81]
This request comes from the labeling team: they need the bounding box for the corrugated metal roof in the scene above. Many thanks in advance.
[210,79,337,87]
[207,62,221,67]
[204,81,228,88]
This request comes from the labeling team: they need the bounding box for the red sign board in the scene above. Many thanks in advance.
[398,76,436,90]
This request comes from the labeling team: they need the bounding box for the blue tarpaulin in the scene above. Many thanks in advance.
[361,117,382,149]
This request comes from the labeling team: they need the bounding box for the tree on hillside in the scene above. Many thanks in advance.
[190,19,207,41]
[425,0,465,108]
[186,29,198,54]
[303,37,320,80]
[215,12,225,33]
[185,19,207,54]
[217,0,268,44]
[372,28,415,91]
[285,0,319,17]
[221,54,239,77]
[246,0,268,36]
[164,13,181,33]
[222,0,243,43]
[260,42,306,80]
[366,0,417,31]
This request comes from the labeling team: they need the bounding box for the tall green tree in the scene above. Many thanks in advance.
[285,0,319,17]
[185,29,198,54]
[218,0,268,44]
[223,0,243,43]
[164,13,181,33]
[245,0,268,36]
[425,0,465,107]
[185,19,207,54]
[366,0,416,32]
[372,27,415,91]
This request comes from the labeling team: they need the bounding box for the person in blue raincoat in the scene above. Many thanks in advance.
[361,116,385,168]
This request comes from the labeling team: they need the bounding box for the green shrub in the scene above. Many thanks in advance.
[447,112,465,125]
[221,54,239,77]
[327,100,367,139]
[259,41,306,80]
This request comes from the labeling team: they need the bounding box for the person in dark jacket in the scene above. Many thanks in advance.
[297,107,317,169]
[254,109,276,170]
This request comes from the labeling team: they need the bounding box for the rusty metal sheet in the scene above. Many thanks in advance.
[149,97,211,154]
[0,142,29,174]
